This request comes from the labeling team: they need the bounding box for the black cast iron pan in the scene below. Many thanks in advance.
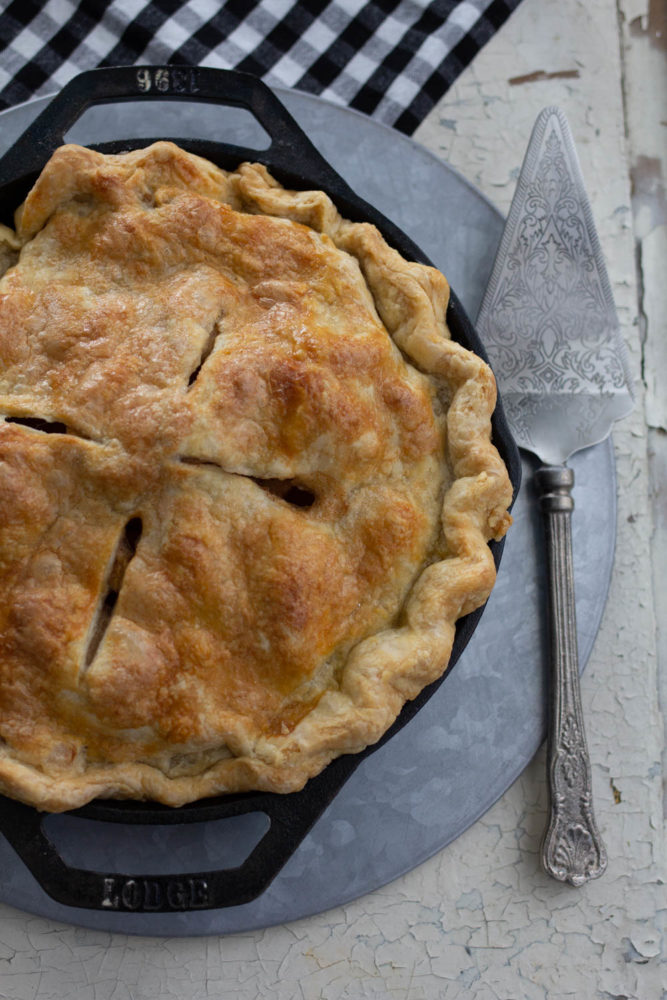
[0,66,521,914]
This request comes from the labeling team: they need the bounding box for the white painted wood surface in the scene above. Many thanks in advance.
[0,0,663,996]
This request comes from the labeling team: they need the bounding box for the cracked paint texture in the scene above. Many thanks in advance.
[0,0,664,997]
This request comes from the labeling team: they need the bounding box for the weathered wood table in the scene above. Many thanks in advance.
[0,0,663,996]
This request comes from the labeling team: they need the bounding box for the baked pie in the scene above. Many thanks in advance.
[0,141,512,812]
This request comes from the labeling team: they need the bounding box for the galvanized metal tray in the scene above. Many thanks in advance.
[0,84,616,935]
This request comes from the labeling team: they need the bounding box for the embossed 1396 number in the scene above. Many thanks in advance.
[136,67,199,94]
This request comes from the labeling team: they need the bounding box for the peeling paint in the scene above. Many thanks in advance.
[629,0,667,51]
[630,155,667,235]
[508,68,581,85]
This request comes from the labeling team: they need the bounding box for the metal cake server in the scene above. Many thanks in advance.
[476,107,634,886]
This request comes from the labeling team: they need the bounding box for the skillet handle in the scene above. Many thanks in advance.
[0,758,358,913]
[0,65,356,201]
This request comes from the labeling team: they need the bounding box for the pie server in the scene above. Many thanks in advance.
[476,107,634,885]
[0,66,521,914]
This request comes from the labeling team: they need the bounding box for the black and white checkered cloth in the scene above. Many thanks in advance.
[0,0,522,134]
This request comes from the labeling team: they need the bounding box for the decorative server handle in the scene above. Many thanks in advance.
[535,465,607,886]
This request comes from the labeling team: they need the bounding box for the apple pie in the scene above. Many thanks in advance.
[0,141,512,811]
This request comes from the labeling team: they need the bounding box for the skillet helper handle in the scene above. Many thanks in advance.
[535,465,607,886]
[0,773,343,913]
[0,65,356,202]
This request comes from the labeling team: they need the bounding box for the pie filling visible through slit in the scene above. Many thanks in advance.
[0,141,513,811]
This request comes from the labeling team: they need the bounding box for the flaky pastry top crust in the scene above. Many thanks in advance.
[0,142,512,811]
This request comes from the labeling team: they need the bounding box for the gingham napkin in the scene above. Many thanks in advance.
[0,0,522,134]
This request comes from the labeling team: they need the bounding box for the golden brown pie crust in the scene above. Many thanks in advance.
[0,142,512,811]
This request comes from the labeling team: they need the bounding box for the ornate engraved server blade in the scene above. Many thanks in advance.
[476,107,635,886]
[477,106,634,465]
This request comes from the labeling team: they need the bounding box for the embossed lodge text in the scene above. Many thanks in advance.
[101,876,209,910]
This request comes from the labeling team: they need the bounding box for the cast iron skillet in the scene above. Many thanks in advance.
[0,66,521,914]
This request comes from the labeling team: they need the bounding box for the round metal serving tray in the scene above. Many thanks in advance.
[0,73,616,935]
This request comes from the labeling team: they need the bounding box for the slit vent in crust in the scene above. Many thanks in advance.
[187,313,224,388]
[2,416,94,439]
[177,457,317,508]
[83,517,143,669]
[253,479,317,508]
